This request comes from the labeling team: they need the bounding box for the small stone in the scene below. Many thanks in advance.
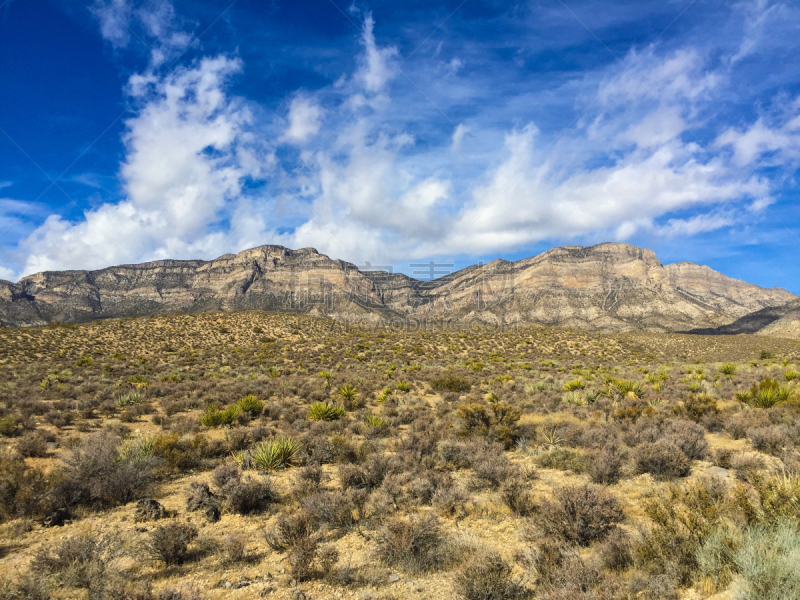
[387,575,400,583]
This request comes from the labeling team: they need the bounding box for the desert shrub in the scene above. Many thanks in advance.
[747,426,792,456]
[0,415,17,437]
[665,419,709,461]
[291,465,325,501]
[0,454,48,520]
[55,431,159,508]
[32,534,111,589]
[148,522,197,565]
[638,478,728,586]
[308,402,345,421]
[222,533,247,563]
[221,475,276,515]
[750,471,800,521]
[15,431,49,458]
[199,404,240,428]
[472,454,513,489]
[150,432,207,471]
[251,437,300,470]
[536,446,592,475]
[437,439,476,469]
[430,376,471,393]
[454,551,528,600]
[675,394,718,422]
[599,528,633,571]
[589,444,626,485]
[302,489,365,529]
[635,441,690,480]
[264,512,336,581]
[211,463,240,489]
[338,455,394,492]
[500,480,537,516]
[0,572,51,600]
[731,518,800,600]
[535,484,623,546]
[376,514,446,572]
[457,403,521,449]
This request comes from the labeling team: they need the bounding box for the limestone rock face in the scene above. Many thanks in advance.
[0,242,795,333]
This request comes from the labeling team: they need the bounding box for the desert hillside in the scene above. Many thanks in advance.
[1,243,795,334]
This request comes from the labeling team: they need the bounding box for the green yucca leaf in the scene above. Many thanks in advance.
[251,437,300,470]
[308,402,346,421]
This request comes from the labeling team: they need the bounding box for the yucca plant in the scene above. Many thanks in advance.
[562,391,587,406]
[236,395,264,416]
[336,384,361,409]
[750,387,793,409]
[563,378,587,391]
[118,433,157,462]
[308,402,346,421]
[539,427,563,451]
[785,371,800,382]
[376,387,393,403]
[719,363,737,377]
[365,415,389,429]
[318,371,333,388]
[601,378,645,401]
[395,380,411,393]
[115,391,143,407]
[251,437,300,470]
[486,391,500,403]
[744,378,795,409]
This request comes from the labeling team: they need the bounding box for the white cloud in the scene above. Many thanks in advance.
[281,95,324,144]
[451,123,469,150]
[91,0,194,67]
[715,104,800,167]
[9,8,800,278]
[90,0,132,49]
[356,13,398,93]
[0,266,14,281]
[19,56,271,275]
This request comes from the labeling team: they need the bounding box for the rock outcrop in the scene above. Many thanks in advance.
[0,242,795,333]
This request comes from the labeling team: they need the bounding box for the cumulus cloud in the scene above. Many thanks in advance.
[19,56,270,275]
[281,95,324,144]
[9,6,800,278]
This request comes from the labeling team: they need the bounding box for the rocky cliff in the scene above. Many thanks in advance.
[0,242,795,332]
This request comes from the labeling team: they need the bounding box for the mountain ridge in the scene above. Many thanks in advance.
[1,242,796,335]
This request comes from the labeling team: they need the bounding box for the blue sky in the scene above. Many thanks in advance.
[1,0,799,292]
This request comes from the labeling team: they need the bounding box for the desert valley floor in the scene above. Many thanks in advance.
[0,311,799,599]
